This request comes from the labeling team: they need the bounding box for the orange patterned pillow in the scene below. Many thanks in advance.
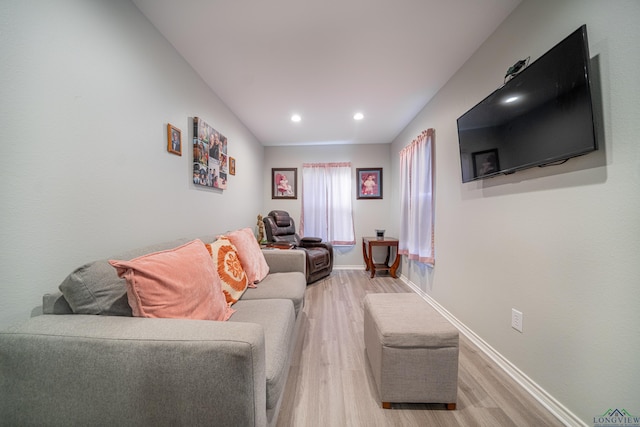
[109,239,234,321]
[222,227,270,284]
[205,239,251,305]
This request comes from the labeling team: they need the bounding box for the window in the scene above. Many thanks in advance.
[301,162,355,245]
[399,129,435,265]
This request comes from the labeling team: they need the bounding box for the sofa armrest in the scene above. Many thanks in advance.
[42,291,73,314]
[262,248,306,275]
[0,315,268,427]
[299,241,334,269]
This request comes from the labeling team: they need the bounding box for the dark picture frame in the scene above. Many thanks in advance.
[472,149,500,178]
[272,168,297,199]
[357,168,383,199]
[167,123,182,156]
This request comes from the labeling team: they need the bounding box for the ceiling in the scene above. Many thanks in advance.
[132,0,521,146]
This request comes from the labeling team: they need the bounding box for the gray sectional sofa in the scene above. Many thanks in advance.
[0,235,307,427]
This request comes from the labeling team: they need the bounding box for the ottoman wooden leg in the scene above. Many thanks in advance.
[446,403,456,410]
[382,402,392,409]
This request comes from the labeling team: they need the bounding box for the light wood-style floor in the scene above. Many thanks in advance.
[276,270,564,427]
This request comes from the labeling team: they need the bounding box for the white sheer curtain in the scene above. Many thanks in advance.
[301,162,355,245]
[399,129,435,265]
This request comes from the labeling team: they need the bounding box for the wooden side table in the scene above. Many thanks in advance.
[362,237,401,278]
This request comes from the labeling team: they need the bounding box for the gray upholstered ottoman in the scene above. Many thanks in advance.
[363,293,459,409]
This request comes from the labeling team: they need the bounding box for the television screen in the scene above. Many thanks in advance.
[457,25,597,183]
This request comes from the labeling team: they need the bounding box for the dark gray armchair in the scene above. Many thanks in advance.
[263,210,333,284]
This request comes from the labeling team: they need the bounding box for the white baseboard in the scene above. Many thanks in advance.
[399,274,586,427]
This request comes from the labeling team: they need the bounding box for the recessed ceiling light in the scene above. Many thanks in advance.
[504,96,519,104]
[353,112,364,121]
[291,114,301,122]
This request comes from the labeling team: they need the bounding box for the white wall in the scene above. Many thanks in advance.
[0,0,264,328]
[390,0,640,424]
[263,144,392,267]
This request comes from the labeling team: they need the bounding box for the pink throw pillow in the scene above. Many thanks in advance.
[109,239,234,321]
[205,239,250,305]
[223,228,269,283]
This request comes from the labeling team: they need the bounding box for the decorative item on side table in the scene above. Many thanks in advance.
[376,229,385,240]
[167,123,182,156]
[356,168,383,199]
[272,168,297,199]
[193,117,228,190]
[256,214,266,244]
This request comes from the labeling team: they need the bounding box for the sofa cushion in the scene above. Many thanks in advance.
[205,239,250,305]
[59,238,191,316]
[229,299,296,410]
[223,228,269,284]
[240,272,306,317]
[109,240,234,321]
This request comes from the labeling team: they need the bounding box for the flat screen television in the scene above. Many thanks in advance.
[457,25,597,183]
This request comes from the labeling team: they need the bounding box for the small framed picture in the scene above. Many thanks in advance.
[472,149,500,178]
[229,157,236,175]
[167,123,182,156]
[357,168,382,199]
[272,168,297,199]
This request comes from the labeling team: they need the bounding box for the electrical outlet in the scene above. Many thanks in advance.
[511,309,523,333]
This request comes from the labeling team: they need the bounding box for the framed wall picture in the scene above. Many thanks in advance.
[472,149,500,178]
[229,157,236,175]
[167,123,182,156]
[272,168,297,199]
[356,168,383,199]
[193,117,228,189]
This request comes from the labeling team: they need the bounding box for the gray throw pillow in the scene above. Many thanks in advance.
[59,260,132,316]
[59,238,194,316]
